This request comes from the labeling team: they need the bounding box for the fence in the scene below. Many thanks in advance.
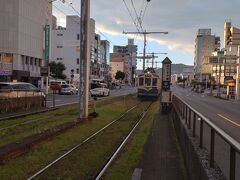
[0,91,46,114]
[172,95,240,180]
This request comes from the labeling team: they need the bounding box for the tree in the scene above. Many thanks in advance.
[115,71,125,81]
[49,61,67,79]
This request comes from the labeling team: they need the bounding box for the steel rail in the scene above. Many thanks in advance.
[95,102,152,179]
[27,103,139,180]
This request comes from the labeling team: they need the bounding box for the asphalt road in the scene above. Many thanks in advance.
[172,85,240,143]
[46,85,137,107]
[172,85,240,179]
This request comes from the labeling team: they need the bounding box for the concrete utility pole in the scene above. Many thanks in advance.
[123,31,168,71]
[79,0,90,119]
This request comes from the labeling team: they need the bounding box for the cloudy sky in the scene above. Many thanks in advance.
[53,0,240,69]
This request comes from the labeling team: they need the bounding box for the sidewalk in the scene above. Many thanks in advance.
[132,113,187,180]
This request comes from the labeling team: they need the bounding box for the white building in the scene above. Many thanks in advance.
[194,29,220,81]
[0,0,52,86]
[51,16,110,83]
[51,16,95,81]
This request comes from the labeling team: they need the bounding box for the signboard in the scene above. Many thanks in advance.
[162,81,170,90]
[45,25,50,61]
[40,67,49,76]
[0,69,12,76]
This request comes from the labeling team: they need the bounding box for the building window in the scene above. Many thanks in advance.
[57,58,63,60]
[35,59,37,65]
[76,68,79,74]
[57,33,63,36]
[3,54,13,64]
[25,57,29,65]
[77,58,79,64]
[77,34,80,40]
[30,58,33,65]
[57,45,63,48]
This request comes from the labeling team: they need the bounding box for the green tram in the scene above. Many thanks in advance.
[136,69,161,98]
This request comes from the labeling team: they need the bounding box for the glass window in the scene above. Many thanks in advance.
[0,84,12,90]
[145,78,151,86]
[3,54,13,64]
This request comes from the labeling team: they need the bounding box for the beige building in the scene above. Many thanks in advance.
[224,22,240,49]
[110,53,129,82]
[194,29,220,80]
[0,0,52,86]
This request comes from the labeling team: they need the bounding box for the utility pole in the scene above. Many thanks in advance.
[139,52,167,68]
[123,31,168,71]
[79,0,90,119]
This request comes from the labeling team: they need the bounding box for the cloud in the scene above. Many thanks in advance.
[53,0,240,62]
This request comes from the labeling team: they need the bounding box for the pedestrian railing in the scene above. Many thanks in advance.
[172,95,240,180]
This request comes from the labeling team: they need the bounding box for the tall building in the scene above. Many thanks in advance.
[0,0,52,85]
[51,16,110,82]
[113,39,137,84]
[194,29,220,80]
[224,21,240,49]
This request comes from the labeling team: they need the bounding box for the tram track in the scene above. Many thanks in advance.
[27,101,152,179]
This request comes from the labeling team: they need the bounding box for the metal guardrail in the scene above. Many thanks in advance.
[172,95,240,180]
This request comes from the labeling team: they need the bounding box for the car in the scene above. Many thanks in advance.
[60,84,77,95]
[90,83,110,97]
[69,84,78,94]
[0,82,45,99]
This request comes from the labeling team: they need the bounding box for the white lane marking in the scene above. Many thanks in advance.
[217,114,240,128]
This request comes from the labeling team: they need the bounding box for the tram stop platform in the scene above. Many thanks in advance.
[132,113,188,180]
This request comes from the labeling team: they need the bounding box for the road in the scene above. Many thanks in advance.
[46,85,137,107]
[172,85,240,179]
[172,85,240,143]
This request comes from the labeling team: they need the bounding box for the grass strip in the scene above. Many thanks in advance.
[0,94,136,147]
[0,96,138,180]
[102,101,159,180]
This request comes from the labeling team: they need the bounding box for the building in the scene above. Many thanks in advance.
[113,39,137,84]
[51,16,110,83]
[110,53,129,83]
[182,65,194,85]
[224,21,240,49]
[51,16,95,81]
[0,0,52,86]
[52,15,57,30]
[194,29,220,81]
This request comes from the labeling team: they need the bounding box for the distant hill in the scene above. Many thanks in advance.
[157,64,193,77]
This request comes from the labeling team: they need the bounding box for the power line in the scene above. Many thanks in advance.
[122,0,141,33]
[130,0,144,32]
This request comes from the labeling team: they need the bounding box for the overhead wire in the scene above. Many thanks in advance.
[122,0,141,33]
[130,0,144,32]
[52,1,116,46]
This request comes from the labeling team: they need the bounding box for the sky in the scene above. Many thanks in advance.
[52,0,240,69]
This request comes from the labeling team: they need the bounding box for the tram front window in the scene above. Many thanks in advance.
[145,78,151,86]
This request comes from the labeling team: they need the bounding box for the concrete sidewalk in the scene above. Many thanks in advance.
[132,113,187,180]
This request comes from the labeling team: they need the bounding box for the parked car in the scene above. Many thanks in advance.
[90,83,110,97]
[70,84,78,94]
[0,82,45,99]
[60,84,77,95]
